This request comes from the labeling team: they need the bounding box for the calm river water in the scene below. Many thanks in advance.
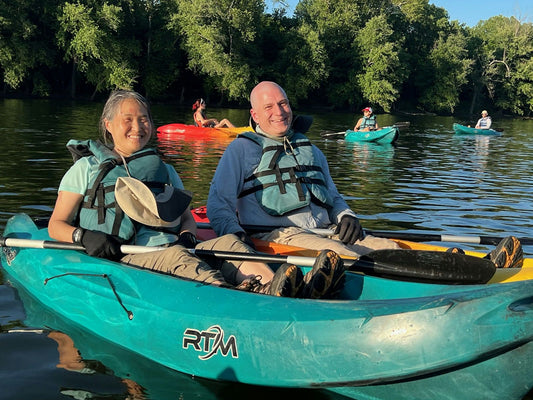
[1,98,532,399]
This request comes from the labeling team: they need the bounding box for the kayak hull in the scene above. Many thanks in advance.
[156,123,250,140]
[344,126,399,143]
[3,213,533,400]
[453,123,501,136]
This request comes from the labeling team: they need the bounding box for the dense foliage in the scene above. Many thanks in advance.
[0,0,531,116]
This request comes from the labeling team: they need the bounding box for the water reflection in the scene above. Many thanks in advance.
[2,280,344,400]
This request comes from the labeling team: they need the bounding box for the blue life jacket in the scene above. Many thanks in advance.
[359,115,377,130]
[237,132,333,216]
[66,139,174,241]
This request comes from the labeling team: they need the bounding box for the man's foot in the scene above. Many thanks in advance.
[301,250,345,299]
[485,236,523,268]
[270,263,304,297]
[234,264,304,297]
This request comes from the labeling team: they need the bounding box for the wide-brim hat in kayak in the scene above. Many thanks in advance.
[115,176,192,228]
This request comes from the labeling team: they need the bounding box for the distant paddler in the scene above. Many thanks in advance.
[354,106,379,131]
[192,98,235,128]
[475,110,492,129]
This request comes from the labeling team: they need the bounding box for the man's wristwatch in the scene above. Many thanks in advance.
[72,228,85,243]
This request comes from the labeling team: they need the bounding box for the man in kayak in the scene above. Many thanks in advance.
[192,98,235,128]
[47,89,316,298]
[475,110,492,129]
[354,107,379,131]
[206,81,401,299]
[207,81,523,271]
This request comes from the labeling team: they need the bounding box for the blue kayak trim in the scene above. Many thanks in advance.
[453,123,502,136]
[3,213,533,400]
[344,126,399,143]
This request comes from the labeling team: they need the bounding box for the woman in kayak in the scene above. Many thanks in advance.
[354,107,379,131]
[192,98,235,128]
[47,89,321,297]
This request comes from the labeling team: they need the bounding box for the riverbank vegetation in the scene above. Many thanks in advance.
[1,0,532,116]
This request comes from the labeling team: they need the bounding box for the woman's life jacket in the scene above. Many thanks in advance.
[66,139,176,241]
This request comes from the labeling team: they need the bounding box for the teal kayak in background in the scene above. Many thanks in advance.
[344,126,399,143]
[2,213,533,400]
[453,123,502,135]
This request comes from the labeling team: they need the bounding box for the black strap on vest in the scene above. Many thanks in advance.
[80,150,159,236]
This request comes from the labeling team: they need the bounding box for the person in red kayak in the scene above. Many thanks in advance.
[192,98,235,128]
[354,107,379,131]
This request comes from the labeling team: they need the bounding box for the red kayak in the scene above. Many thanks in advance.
[157,123,250,140]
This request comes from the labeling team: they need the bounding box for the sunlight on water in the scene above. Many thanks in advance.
[1,100,532,399]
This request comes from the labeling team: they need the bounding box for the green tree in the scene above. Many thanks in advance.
[471,17,533,115]
[296,0,370,107]
[355,15,406,112]
[56,1,138,98]
[390,0,449,109]
[0,0,57,95]
[169,0,263,101]
[252,10,327,105]
[419,22,472,113]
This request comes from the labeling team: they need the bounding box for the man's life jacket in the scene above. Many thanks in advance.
[478,116,491,128]
[66,139,175,241]
[237,132,334,216]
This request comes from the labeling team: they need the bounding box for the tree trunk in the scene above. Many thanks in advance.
[70,61,76,99]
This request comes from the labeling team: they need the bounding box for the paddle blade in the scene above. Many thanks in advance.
[349,250,496,284]
[320,131,346,139]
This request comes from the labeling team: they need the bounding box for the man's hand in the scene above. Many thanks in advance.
[334,215,364,244]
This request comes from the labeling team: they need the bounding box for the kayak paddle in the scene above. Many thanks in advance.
[195,223,533,246]
[1,236,495,285]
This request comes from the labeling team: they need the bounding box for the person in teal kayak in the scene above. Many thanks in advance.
[192,98,235,128]
[207,81,524,271]
[47,89,309,297]
[475,110,492,129]
[354,107,379,131]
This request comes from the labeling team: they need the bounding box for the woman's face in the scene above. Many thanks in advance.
[105,98,153,156]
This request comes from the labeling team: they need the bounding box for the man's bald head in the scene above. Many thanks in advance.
[249,81,292,137]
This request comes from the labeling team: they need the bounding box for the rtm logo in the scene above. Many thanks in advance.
[183,325,238,360]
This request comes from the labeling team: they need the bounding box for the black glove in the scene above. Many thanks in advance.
[334,215,364,245]
[234,231,256,250]
[176,231,198,248]
[81,230,124,261]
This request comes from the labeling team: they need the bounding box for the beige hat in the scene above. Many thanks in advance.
[115,176,192,228]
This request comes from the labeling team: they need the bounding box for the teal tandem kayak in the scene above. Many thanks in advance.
[453,123,502,136]
[344,126,399,143]
[2,213,533,400]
